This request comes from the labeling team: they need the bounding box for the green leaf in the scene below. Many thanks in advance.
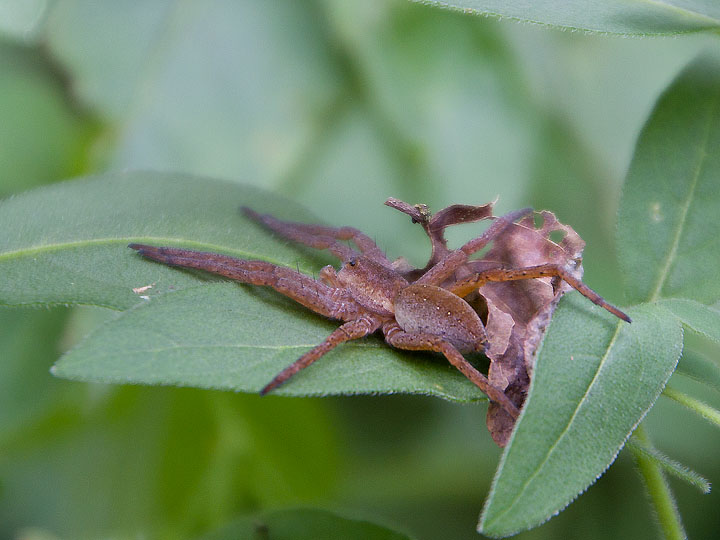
[479,295,682,537]
[659,298,720,343]
[414,1,720,35]
[0,171,328,309]
[617,53,720,305]
[53,282,487,402]
[197,508,415,540]
[1,171,486,401]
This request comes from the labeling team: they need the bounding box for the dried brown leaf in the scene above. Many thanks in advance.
[389,199,585,446]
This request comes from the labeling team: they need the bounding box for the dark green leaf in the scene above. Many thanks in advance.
[617,54,720,305]
[414,1,720,35]
[479,295,682,537]
[53,283,487,402]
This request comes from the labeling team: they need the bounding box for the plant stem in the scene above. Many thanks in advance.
[630,424,687,540]
[663,385,720,428]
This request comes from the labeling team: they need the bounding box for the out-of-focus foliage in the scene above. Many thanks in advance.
[1,1,720,539]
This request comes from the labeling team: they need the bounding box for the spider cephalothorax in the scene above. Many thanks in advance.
[129,200,630,422]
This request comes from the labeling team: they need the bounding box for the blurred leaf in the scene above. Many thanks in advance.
[0,387,338,538]
[479,295,682,537]
[42,0,340,184]
[659,298,720,343]
[414,0,720,35]
[0,40,93,196]
[0,171,327,309]
[198,508,414,540]
[617,53,720,305]
[0,306,74,440]
[323,3,538,214]
[0,0,47,41]
[527,113,620,297]
[53,282,486,401]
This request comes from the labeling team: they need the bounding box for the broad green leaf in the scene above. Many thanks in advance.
[479,294,682,537]
[617,54,720,305]
[53,282,487,402]
[659,298,720,343]
[0,171,328,309]
[198,508,414,540]
[415,1,720,35]
[1,171,487,401]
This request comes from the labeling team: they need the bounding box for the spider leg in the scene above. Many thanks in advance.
[383,322,520,419]
[261,317,381,395]
[129,244,359,320]
[446,263,631,323]
[242,208,392,266]
[415,207,533,286]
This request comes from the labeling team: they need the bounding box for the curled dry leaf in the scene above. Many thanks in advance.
[389,200,585,446]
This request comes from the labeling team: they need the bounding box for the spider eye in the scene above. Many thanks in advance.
[348,258,357,267]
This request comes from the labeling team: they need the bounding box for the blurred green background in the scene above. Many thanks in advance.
[1,1,719,539]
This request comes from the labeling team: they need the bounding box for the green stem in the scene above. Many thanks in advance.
[663,386,720,428]
[630,424,686,540]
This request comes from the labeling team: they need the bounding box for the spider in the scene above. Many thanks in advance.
[129,203,630,420]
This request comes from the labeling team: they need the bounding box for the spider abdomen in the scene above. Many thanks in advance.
[393,284,487,354]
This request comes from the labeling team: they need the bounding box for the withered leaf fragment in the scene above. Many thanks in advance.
[389,200,601,446]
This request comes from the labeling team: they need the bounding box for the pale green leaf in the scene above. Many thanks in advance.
[198,508,415,540]
[479,295,682,537]
[0,171,328,309]
[415,1,720,35]
[617,53,720,305]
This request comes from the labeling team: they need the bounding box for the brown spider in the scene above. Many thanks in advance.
[129,203,630,420]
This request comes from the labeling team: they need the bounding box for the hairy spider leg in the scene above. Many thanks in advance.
[128,244,360,320]
[242,208,392,267]
[415,207,534,286]
[446,263,632,323]
[260,317,381,395]
[383,321,520,419]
